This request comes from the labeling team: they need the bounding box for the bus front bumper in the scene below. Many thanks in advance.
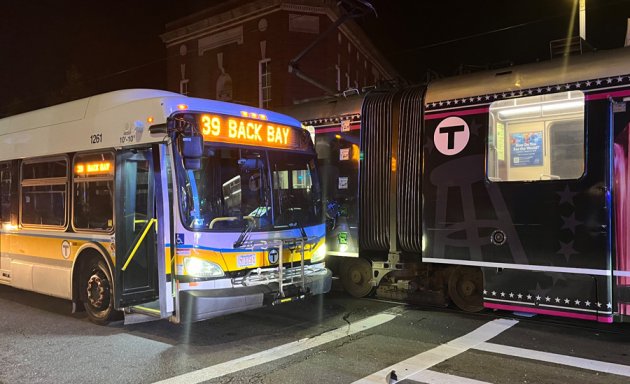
[179,266,332,322]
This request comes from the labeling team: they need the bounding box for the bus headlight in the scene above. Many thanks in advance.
[311,243,327,263]
[183,257,225,278]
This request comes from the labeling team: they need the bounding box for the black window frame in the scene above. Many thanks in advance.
[71,151,116,233]
[20,156,69,230]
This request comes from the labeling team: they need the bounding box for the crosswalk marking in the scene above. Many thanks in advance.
[475,342,630,377]
[152,312,398,384]
[407,369,492,384]
[352,319,519,383]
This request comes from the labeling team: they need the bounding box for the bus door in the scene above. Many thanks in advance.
[612,96,630,318]
[114,146,170,318]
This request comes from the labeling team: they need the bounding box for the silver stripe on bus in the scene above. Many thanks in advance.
[4,253,73,268]
[613,270,630,277]
[422,258,612,276]
[0,230,111,242]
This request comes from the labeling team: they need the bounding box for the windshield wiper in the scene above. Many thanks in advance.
[233,217,255,248]
[285,195,308,241]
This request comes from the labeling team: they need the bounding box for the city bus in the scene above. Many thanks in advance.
[284,46,630,322]
[0,89,330,325]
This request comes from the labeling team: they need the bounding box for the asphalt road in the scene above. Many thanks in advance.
[1,284,629,384]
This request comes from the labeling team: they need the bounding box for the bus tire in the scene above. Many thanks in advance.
[340,258,376,298]
[448,266,484,312]
[81,256,121,325]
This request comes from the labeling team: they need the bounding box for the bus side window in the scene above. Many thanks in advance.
[72,152,114,232]
[0,162,17,224]
[21,157,68,228]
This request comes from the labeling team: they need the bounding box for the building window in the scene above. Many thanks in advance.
[346,63,351,89]
[336,54,341,91]
[487,91,585,182]
[180,79,189,96]
[259,59,271,108]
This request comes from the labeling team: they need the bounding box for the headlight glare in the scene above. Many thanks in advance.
[183,257,225,278]
[311,243,327,263]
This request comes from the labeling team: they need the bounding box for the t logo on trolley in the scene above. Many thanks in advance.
[434,116,470,156]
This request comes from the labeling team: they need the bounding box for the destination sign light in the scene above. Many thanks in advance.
[198,114,299,149]
[75,161,113,176]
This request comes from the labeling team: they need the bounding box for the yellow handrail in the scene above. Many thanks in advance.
[121,218,157,271]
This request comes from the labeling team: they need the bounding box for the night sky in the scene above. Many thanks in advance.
[1,0,629,117]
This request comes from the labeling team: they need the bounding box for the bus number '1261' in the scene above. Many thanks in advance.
[90,133,103,144]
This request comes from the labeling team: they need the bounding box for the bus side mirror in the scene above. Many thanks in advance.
[181,135,203,170]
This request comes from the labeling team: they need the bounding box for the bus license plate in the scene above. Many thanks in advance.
[237,254,256,268]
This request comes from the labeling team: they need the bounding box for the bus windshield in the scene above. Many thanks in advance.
[178,146,322,231]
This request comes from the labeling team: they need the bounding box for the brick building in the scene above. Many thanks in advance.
[160,0,399,110]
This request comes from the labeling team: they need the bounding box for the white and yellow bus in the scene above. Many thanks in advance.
[0,89,330,324]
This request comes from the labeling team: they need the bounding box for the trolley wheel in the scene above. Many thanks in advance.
[81,257,120,324]
[340,258,376,298]
[448,266,484,312]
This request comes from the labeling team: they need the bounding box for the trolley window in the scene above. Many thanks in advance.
[487,91,585,182]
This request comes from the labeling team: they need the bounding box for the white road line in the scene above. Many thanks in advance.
[475,342,630,377]
[408,370,492,384]
[152,312,398,384]
[353,318,519,384]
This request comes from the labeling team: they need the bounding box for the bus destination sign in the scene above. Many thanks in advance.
[198,114,299,149]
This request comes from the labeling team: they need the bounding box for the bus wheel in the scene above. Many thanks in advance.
[448,266,484,312]
[340,258,375,298]
[81,257,119,324]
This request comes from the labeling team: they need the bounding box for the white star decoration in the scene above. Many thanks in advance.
[483,289,608,310]
[427,76,628,110]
